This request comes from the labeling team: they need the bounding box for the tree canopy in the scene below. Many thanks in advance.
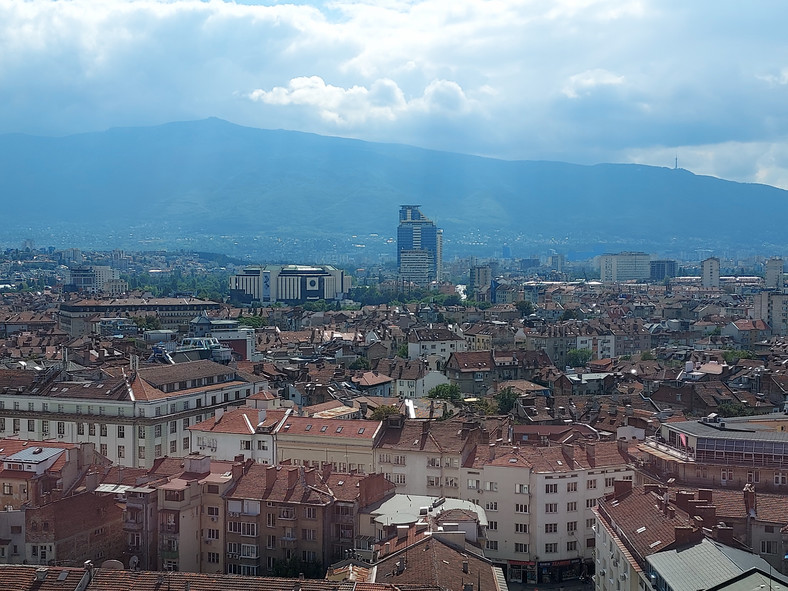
[427,383,462,402]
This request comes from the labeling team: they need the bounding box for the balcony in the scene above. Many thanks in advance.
[123,519,143,531]
[160,550,179,560]
[160,524,179,535]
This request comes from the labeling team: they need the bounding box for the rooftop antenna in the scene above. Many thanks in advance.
[674,154,678,170]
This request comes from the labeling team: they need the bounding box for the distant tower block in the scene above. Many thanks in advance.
[397,205,442,285]
[765,258,784,289]
[701,257,720,288]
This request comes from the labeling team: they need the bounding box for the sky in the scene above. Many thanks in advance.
[2,0,788,188]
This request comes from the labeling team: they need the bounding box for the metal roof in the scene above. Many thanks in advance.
[666,419,788,442]
[6,446,64,463]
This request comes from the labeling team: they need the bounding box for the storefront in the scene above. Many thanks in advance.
[507,560,537,584]
[536,558,582,584]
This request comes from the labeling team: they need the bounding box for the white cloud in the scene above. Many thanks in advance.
[562,69,625,99]
[1,0,788,186]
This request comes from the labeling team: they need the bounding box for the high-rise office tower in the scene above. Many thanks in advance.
[397,205,442,285]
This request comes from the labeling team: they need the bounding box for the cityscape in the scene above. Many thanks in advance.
[4,1,788,590]
[1,202,788,591]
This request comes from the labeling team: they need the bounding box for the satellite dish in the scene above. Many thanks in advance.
[129,556,139,570]
[101,559,124,570]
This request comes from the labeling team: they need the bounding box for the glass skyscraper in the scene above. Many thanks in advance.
[397,205,442,285]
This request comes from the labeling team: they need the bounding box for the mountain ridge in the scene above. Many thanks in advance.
[1,118,786,256]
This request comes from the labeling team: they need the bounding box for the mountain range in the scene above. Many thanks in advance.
[1,117,786,258]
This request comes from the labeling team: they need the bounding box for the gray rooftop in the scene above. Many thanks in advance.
[666,418,788,442]
[6,446,64,463]
[370,494,487,527]
[647,538,775,591]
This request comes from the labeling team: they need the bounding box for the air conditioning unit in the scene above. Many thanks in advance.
[227,553,238,559]
[598,569,606,577]
[210,516,217,522]
[620,572,627,580]
[205,539,212,545]
[613,559,619,567]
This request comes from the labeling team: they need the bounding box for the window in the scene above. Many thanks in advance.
[486,501,498,511]
[586,479,597,489]
[138,426,145,439]
[747,470,760,484]
[257,440,268,450]
[207,552,219,563]
[183,437,189,450]
[100,444,107,456]
[117,445,125,458]
[304,507,316,519]
[586,518,596,528]
[567,501,577,512]
[206,528,219,540]
[169,440,177,453]
[208,506,220,516]
[302,550,316,562]
[774,472,787,486]
[183,417,190,429]
[154,425,162,437]
[545,543,558,553]
[545,523,557,533]
[721,469,733,482]
[302,528,316,541]
[117,425,125,438]
[545,503,557,513]
[515,523,528,534]
[77,423,85,435]
[485,481,498,492]
[427,475,440,487]
[394,474,406,485]
[154,444,162,457]
[266,535,276,549]
[379,453,391,464]
[57,422,65,435]
[605,477,615,487]
[468,479,480,490]
[100,424,107,437]
[567,540,577,551]
[427,457,440,468]
[515,483,528,494]
[2,483,11,495]
[488,520,498,531]
[486,540,498,551]
[761,540,778,554]
[567,521,577,532]
[266,513,276,527]
[545,483,558,494]
[515,542,528,553]
[586,498,597,508]
[170,421,177,434]
[515,503,528,513]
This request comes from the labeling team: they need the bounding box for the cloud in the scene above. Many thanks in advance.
[1,0,788,187]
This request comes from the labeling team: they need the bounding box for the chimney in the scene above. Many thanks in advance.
[585,442,596,466]
[687,499,706,519]
[674,525,696,546]
[287,467,298,489]
[617,437,629,455]
[698,489,713,502]
[383,541,390,556]
[743,483,757,516]
[667,505,676,519]
[488,443,496,462]
[258,409,267,423]
[675,490,695,513]
[713,524,735,544]
[429,399,435,420]
[422,420,431,435]
[214,408,224,424]
[613,479,632,498]
[644,483,661,495]
[694,505,717,527]
[561,443,574,464]
[462,559,469,574]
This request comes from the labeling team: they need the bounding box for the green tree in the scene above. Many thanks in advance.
[133,315,162,331]
[515,300,534,317]
[640,350,655,361]
[566,348,592,367]
[722,349,753,364]
[349,357,371,370]
[494,387,520,414]
[237,315,267,328]
[371,405,400,421]
[396,344,409,359]
[427,383,462,402]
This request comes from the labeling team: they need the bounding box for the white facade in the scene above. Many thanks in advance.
[599,253,650,283]
[229,265,350,304]
[701,257,720,288]
[765,258,784,289]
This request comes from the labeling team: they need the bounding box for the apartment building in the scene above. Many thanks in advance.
[638,415,788,492]
[274,416,383,475]
[599,253,650,283]
[463,441,632,585]
[187,406,290,465]
[371,357,449,399]
[0,360,269,468]
[406,326,466,364]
